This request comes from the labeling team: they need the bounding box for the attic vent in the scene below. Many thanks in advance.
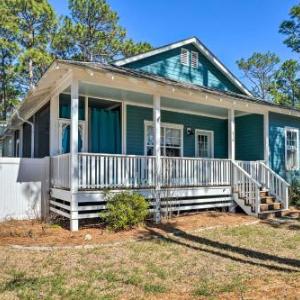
[181,48,189,66]
[191,51,199,68]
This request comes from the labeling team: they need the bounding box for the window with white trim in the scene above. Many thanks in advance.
[285,127,299,170]
[180,48,189,66]
[145,121,183,156]
[191,51,199,68]
[58,119,86,154]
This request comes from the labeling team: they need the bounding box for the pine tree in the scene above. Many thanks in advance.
[0,2,20,120]
[236,52,280,100]
[270,60,300,107]
[280,3,300,54]
[52,0,152,62]
[10,0,57,91]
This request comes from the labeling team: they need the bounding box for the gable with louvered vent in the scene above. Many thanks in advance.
[191,51,199,68]
[180,48,189,66]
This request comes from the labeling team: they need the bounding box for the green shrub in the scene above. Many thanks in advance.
[100,192,149,231]
[289,179,300,207]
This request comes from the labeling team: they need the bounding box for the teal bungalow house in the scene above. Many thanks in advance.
[1,37,298,230]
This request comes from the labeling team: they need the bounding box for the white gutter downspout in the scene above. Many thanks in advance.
[15,109,35,158]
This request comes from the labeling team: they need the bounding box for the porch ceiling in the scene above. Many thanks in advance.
[69,81,248,119]
[161,97,228,118]
[74,82,153,105]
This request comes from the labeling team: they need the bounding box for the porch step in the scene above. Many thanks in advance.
[259,190,269,198]
[234,185,285,218]
[260,196,276,204]
[260,202,283,212]
[258,209,285,219]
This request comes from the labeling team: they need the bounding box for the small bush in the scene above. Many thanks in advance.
[100,192,149,231]
[289,179,300,207]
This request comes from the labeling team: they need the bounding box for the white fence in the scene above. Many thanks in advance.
[0,157,50,221]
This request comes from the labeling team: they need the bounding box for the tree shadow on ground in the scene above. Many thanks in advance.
[146,223,300,273]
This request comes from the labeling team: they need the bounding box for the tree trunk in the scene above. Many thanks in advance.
[29,58,34,89]
[1,58,7,120]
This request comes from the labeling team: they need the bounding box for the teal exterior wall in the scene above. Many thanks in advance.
[126,105,228,158]
[124,44,243,94]
[235,114,264,161]
[269,112,300,181]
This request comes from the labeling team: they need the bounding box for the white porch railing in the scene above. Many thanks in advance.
[236,160,264,182]
[236,160,289,210]
[259,162,289,209]
[161,157,231,187]
[50,154,289,212]
[51,153,232,190]
[51,153,71,189]
[78,153,156,189]
[232,161,262,213]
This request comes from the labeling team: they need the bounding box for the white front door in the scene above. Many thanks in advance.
[195,130,214,158]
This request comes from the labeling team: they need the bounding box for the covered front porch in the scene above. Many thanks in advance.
[50,78,268,189]
[47,63,288,230]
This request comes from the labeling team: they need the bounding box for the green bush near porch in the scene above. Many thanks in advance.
[289,179,300,207]
[100,192,149,231]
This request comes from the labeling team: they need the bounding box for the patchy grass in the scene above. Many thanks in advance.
[0,218,299,299]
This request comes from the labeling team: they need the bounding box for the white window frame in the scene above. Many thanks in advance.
[144,121,184,156]
[58,119,86,154]
[195,129,214,158]
[191,51,199,68]
[285,126,299,171]
[180,48,189,66]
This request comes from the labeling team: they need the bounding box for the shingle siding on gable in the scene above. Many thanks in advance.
[124,44,242,94]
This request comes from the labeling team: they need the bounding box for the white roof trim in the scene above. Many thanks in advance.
[114,37,252,97]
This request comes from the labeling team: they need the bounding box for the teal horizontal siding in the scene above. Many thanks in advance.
[126,105,228,158]
[124,44,242,94]
[269,112,300,182]
[235,114,264,161]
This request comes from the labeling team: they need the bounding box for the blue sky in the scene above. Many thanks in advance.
[49,0,299,85]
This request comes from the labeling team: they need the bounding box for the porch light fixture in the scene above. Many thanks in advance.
[172,88,175,93]
[219,98,223,102]
[111,75,114,80]
[186,127,194,135]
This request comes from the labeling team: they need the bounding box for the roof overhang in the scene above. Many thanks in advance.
[114,37,253,97]
[7,59,300,130]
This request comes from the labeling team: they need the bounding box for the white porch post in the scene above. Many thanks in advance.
[49,94,59,156]
[264,112,269,164]
[31,116,35,158]
[228,109,236,212]
[228,109,235,160]
[70,79,79,231]
[153,94,161,223]
[19,126,23,157]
